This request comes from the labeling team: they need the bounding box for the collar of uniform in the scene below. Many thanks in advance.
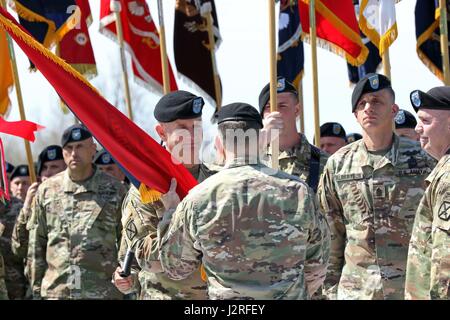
[224,156,260,169]
[187,164,200,179]
[356,133,400,168]
[267,133,310,160]
[63,165,99,194]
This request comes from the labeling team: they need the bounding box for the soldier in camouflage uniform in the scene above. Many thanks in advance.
[28,125,126,299]
[318,73,436,300]
[405,87,450,300]
[157,103,330,300]
[12,145,66,261]
[0,204,9,300]
[0,196,27,299]
[258,77,328,192]
[113,91,214,300]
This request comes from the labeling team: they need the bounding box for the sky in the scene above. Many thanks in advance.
[2,0,444,164]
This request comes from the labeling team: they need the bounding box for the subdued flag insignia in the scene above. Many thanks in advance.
[411,91,421,107]
[72,128,81,140]
[438,201,450,221]
[369,74,379,89]
[277,77,286,91]
[47,148,57,160]
[125,219,138,241]
[332,124,341,135]
[193,98,203,114]
[395,110,406,124]
[101,153,111,164]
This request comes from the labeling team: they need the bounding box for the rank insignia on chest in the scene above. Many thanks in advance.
[374,185,386,199]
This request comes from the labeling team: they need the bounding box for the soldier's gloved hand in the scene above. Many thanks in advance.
[159,178,180,214]
[261,111,283,144]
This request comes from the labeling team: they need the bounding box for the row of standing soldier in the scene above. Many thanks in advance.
[0,73,448,299]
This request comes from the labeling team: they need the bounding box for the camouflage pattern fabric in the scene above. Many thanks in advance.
[0,217,8,300]
[318,135,436,300]
[159,158,330,300]
[405,151,450,300]
[11,205,32,261]
[264,133,329,187]
[118,163,216,300]
[27,167,127,300]
[0,197,27,299]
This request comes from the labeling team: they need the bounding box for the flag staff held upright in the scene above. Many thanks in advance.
[382,50,391,80]
[298,81,305,134]
[0,0,36,183]
[439,0,450,85]
[202,2,222,111]
[309,0,320,147]
[268,0,279,169]
[110,0,133,120]
[157,0,170,94]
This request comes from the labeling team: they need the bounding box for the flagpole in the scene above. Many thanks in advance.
[268,0,279,169]
[1,0,36,183]
[382,49,391,80]
[201,3,222,111]
[157,0,170,94]
[110,1,133,121]
[310,0,320,147]
[439,0,450,85]
[298,80,304,133]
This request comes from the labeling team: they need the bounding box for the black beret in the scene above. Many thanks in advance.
[351,73,392,112]
[394,109,417,129]
[37,145,63,175]
[10,164,29,181]
[410,86,450,112]
[94,149,115,165]
[215,103,263,128]
[5,162,14,174]
[320,122,347,139]
[154,90,204,122]
[61,124,92,147]
[258,76,298,115]
[346,133,362,143]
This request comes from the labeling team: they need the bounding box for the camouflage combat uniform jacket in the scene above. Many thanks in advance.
[11,203,32,261]
[264,133,329,192]
[405,149,450,300]
[0,197,27,299]
[318,135,436,300]
[0,217,8,300]
[119,163,216,300]
[159,158,330,300]
[28,167,127,300]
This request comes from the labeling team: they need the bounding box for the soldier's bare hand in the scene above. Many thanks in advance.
[23,182,39,212]
[113,266,133,294]
[160,178,180,212]
[261,112,283,144]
